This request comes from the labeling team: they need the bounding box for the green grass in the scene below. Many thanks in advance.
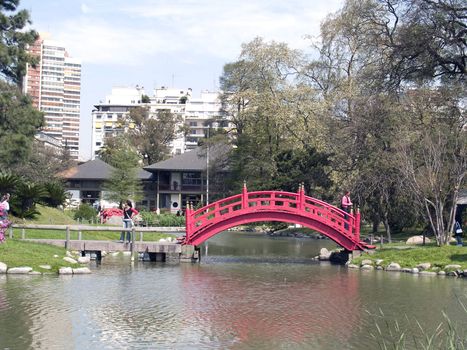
[12,204,76,225]
[0,239,82,273]
[353,245,467,270]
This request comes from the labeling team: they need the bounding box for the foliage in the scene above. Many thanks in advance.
[0,0,39,86]
[12,181,46,219]
[123,106,180,165]
[369,304,467,350]
[41,182,68,208]
[141,94,150,103]
[12,141,76,183]
[102,136,143,206]
[138,209,185,227]
[0,81,44,168]
[0,171,20,195]
[73,203,97,221]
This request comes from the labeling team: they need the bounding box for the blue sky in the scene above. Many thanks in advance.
[19,0,344,160]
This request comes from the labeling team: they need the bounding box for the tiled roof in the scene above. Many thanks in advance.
[59,158,154,180]
[145,144,230,172]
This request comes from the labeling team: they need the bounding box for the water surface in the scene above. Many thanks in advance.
[0,231,465,349]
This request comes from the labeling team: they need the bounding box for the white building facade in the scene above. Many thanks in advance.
[90,86,225,159]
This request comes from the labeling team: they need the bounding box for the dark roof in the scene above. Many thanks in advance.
[145,144,230,172]
[59,158,113,180]
[59,158,154,180]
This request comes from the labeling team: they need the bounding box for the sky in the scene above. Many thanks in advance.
[19,0,344,160]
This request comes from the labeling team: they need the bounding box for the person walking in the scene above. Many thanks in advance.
[120,200,139,243]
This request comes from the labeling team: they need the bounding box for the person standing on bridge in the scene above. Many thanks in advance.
[341,191,352,213]
[120,200,139,243]
[341,191,352,230]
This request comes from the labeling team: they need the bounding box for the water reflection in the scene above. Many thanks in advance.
[0,231,465,349]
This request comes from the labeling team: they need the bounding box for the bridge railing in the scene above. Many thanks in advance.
[186,186,360,243]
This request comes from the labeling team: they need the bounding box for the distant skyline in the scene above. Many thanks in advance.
[19,0,344,160]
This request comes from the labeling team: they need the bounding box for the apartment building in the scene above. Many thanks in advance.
[90,86,224,159]
[23,35,82,159]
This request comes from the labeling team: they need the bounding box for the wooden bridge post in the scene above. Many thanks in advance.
[131,227,136,262]
[65,226,70,249]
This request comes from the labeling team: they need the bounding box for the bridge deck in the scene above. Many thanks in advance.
[23,239,182,253]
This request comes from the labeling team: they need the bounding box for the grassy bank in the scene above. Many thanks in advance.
[353,244,467,271]
[0,239,80,273]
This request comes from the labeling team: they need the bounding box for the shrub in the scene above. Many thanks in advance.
[74,204,97,222]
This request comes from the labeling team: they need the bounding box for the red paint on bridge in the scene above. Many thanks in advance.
[184,184,374,251]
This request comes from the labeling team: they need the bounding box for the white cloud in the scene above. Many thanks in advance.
[44,0,344,65]
[81,3,90,14]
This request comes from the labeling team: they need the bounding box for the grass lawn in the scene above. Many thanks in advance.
[0,239,81,273]
[353,244,467,270]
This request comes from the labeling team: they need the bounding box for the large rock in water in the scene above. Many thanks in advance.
[319,248,332,261]
[406,236,431,245]
[7,267,33,274]
[0,262,7,273]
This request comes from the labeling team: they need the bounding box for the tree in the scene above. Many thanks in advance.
[397,86,466,245]
[0,0,39,87]
[219,38,332,191]
[122,106,180,165]
[102,137,143,207]
[12,141,75,183]
[0,81,44,168]
[305,0,466,243]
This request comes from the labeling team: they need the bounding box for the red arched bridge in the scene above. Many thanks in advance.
[184,184,374,251]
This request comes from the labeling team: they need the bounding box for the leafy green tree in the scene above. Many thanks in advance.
[0,81,43,168]
[42,182,67,208]
[0,0,39,87]
[102,137,143,207]
[12,141,75,183]
[12,181,46,219]
[121,106,180,165]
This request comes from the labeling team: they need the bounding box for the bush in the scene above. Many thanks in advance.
[74,204,97,222]
[137,210,185,227]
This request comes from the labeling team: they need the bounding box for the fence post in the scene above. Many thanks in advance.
[139,231,143,242]
[9,226,13,239]
[78,230,82,240]
[21,228,25,239]
[65,226,70,249]
[131,227,136,262]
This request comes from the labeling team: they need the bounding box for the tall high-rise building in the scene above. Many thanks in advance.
[23,35,81,159]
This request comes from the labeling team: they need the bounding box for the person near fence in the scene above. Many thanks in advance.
[454,220,463,246]
[0,193,11,242]
[120,200,139,243]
